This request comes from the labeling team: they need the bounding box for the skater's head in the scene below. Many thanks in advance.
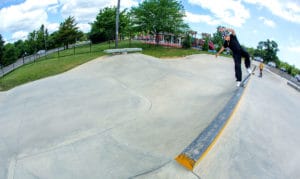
[222,32,230,41]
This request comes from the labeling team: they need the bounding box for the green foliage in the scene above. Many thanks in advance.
[58,16,83,49]
[131,0,188,41]
[202,37,209,51]
[182,33,192,48]
[36,25,46,50]
[47,31,60,49]
[256,39,279,63]
[0,52,102,91]
[89,7,129,43]
[2,43,18,66]
[246,47,256,58]
[212,27,224,51]
[0,34,4,66]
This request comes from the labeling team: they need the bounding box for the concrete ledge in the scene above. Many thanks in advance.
[175,67,255,171]
[287,81,300,92]
[103,48,142,54]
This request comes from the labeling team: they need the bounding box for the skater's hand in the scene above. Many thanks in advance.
[215,53,219,58]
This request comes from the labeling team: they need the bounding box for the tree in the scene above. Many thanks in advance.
[58,16,82,49]
[202,36,210,51]
[26,30,38,55]
[131,0,188,44]
[182,33,191,48]
[14,40,26,58]
[47,31,60,49]
[212,26,224,51]
[2,43,18,66]
[246,47,256,58]
[0,34,4,66]
[257,39,279,64]
[36,24,48,51]
[89,7,129,43]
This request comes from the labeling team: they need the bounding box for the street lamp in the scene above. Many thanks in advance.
[115,0,120,48]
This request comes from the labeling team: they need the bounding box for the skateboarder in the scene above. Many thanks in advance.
[215,27,252,87]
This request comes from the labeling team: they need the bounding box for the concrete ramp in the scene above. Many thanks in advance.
[0,54,236,179]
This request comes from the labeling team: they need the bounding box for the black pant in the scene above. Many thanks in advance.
[233,48,251,81]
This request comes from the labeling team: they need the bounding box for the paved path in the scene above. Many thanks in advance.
[193,67,300,179]
[0,54,236,179]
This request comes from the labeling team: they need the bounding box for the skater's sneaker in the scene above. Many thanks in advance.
[247,68,252,74]
[236,81,241,87]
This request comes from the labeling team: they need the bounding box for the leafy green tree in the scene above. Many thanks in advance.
[47,31,60,49]
[124,12,136,44]
[14,40,26,58]
[2,43,18,66]
[58,16,83,49]
[36,24,48,50]
[131,0,188,44]
[89,7,129,43]
[246,47,255,58]
[0,34,4,66]
[202,37,210,51]
[212,26,224,51]
[26,31,38,55]
[182,33,191,48]
[257,39,279,64]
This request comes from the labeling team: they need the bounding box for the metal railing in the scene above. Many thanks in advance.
[0,41,93,77]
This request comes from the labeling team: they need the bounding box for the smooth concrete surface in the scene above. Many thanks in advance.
[193,67,300,178]
[0,54,237,179]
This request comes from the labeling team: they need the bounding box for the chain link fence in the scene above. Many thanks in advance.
[0,41,97,77]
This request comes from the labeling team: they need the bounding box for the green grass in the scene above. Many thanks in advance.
[0,40,212,91]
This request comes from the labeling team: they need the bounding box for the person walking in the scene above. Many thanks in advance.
[215,27,252,87]
[259,62,264,77]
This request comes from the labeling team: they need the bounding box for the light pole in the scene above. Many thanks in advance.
[115,0,120,48]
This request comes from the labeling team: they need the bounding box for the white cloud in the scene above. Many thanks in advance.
[57,0,139,37]
[77,23,91,33]
[188,0,250,27]
[0,0,58,40]
[243,0,300,24]
[12,31,28,41]
[185,11,219,25]
[259,17,276,27]
[287,46,300,53]
[0,0,139,42]
[59,0,139,23]
[45,23,59,34]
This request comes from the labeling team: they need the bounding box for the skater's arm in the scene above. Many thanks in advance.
[226,28,236,36]
[216,46,225,58]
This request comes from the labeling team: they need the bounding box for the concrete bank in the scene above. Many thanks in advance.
[0,54,236,179]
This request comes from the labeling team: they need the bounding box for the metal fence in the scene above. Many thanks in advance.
[0,41,95,77]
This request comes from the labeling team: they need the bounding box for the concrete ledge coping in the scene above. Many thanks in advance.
[175,66,256,171]
[287,81,300,92]
[104,48,142,54]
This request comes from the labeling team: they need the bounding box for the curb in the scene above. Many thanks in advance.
[175,67,255,171]
[287,81,300,92]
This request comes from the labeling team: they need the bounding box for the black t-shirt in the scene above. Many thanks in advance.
[223,34,242,54]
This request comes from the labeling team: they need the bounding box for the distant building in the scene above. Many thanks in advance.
[201,33,211,39]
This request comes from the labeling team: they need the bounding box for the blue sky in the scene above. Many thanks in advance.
[0,0,300,68]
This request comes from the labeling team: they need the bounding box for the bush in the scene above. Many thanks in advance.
[182,34,192,49]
